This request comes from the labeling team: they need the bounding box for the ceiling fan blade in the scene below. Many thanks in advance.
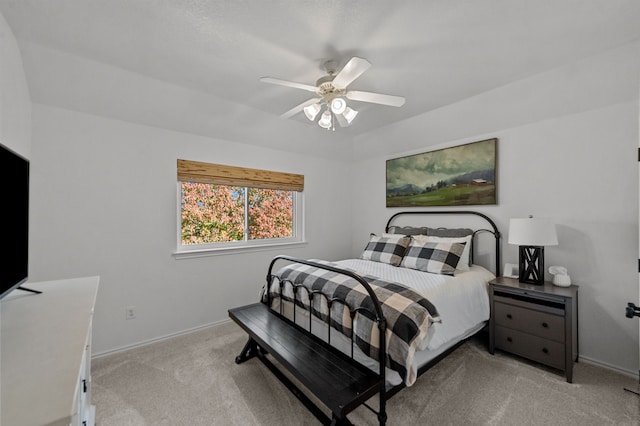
[331,57,371,89]
[346,90,405,107]
[281,98,322,119]
[260,77,318,93]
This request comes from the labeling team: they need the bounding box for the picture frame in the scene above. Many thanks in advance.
[503,263,519,279]
[386,138,497,207]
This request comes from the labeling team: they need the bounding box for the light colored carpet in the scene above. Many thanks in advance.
[92,321,639,425]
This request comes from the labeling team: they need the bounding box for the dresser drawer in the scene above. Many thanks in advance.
[495,325,565,370]
[494,301,564,342]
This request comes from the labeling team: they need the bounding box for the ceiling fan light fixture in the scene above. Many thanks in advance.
[330,97,347,115]
[303,103,321,121]
[260,55,405,132]
[318,109,332,129]
[342,106,358,124]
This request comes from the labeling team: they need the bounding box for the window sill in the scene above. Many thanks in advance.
[173,240,308,260]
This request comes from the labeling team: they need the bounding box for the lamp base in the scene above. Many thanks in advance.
[518,246,545,285]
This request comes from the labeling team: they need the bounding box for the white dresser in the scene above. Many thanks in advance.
[1,276,99,426]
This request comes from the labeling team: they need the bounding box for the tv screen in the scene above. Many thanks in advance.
[0,143,29,299]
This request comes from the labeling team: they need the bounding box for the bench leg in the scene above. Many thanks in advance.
[378,411,387,426]
[235,337,260,364]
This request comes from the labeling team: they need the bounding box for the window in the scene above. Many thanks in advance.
[176,160,304,255]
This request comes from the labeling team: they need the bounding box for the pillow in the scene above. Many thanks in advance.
[387,226,429,236]
[400,240,467,276]
[427,227,474,238]
[413,234,472,272]
[360,233,410,267]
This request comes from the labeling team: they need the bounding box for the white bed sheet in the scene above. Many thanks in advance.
[271,259,494,387]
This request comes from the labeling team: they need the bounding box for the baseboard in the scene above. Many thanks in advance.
[578,355,640,380]
[92,318,232,359]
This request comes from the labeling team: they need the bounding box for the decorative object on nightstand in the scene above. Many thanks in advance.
[503,263,519,278]
[508,216,558,285]
[488,276,579,383]
[549,266,572,287]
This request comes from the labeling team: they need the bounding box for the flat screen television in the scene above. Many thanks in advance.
[0,142,30,299]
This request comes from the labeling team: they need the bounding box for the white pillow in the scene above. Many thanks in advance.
[413,234,472,272]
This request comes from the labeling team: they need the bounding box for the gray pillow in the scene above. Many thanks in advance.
[427,227,473,238]
[387,226,430,236]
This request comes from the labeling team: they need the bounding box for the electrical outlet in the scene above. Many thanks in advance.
[125,306,136,320]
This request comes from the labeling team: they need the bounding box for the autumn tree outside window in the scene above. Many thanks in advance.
[176,159,304,254]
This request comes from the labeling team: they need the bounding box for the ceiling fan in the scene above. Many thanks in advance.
[260,57,405,130]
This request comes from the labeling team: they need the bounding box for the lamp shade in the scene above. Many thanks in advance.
[330,97,347,114]
[318,110,332,129]
[342,106,358,124]
[303,103,321,121]
[508,217,558,246]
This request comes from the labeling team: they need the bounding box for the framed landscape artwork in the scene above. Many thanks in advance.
[386,138,497,207]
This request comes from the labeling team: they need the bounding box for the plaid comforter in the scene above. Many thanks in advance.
[263,260,441,386]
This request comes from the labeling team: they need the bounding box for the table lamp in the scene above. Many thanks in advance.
[508,216,558,285]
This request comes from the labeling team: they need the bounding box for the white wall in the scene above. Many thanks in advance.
[0,10,30,156]
[350,42,640,375]
[0,13,30,419]
[29,104,353,354]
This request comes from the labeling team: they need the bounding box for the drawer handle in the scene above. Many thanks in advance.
[506,314,513,320]
[542,348,549,354]
[506,337,513,343]
[542,322,549,328]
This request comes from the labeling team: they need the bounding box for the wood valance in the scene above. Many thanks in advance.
[177,159,304,192]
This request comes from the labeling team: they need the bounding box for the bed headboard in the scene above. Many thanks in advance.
[385,210,501,276]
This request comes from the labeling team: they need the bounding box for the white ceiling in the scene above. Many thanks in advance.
[2,0,640,139]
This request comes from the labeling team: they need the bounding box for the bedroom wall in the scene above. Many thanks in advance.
[350,41,640,375]
[0,10,30,157]
[0,16,29,418]
[28,103,354,355]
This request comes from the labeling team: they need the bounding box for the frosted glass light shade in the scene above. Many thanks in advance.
[303,103,321,121]
[508,217,558,246]
[330,98,347,114]
[342,107,358,124]
[318,110,332,129]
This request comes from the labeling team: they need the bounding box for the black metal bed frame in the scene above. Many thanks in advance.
[385,210,501,276]
[233,210,501,425]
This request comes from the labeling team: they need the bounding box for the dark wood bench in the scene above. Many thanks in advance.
[229,302,384,425]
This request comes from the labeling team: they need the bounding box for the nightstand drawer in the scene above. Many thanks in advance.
[495,326,565,370]
[494,302,564,342]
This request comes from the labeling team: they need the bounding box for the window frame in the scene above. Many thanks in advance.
[174,161,305,258]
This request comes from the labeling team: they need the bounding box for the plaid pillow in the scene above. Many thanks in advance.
[360,234,410,267]
[413,234,472,272]
[400,240,467,275]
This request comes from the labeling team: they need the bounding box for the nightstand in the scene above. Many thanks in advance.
[488,276,579,382]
